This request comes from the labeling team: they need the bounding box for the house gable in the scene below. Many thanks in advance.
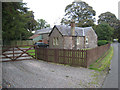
[84,28,97,48]
[49,26,64,49]
[49,25,63,37]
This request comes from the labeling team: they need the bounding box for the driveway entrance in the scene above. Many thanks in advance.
[2,45,36,62]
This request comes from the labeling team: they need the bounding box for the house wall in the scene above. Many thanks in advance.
[63,36,73,49]
[42,33,49,44]
[85,30,97,49]
[49,27,64,49]
[42,33,49,40]
[33,35,42,42]
[33,34,49,44]
[64,36,85,50]
[77,37,85,49]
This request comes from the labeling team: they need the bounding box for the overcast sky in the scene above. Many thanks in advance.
[23,0,119,26]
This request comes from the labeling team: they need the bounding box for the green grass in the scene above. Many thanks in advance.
[89,46,113,71]
[19,46,32,48]
[27,49,35,56]
[27,49,35,55]
[18,46,35,56]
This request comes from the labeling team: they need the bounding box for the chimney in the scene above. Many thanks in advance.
[71,19,75,36]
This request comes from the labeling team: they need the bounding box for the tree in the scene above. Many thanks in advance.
[94,23,114,41]
[117,20,120,43]
[61,1,96,27]
[36,19,50,29]
[2,2,36,44]
[98,12,119,38]
[24,11,38,33]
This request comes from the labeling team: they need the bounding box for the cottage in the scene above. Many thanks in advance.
[49,21,97,49]
[29,27,52,44]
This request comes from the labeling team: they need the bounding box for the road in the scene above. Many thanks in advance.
[2,59,106,88]
[102,42,118,88]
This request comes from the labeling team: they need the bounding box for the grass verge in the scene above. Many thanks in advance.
[18,46,35,56]
[89,46,113,71]
[27,49,35,56]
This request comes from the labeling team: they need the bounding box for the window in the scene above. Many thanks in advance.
[56,38,59,45]
[77,37,80,45]
[53,37,59,45]
[85,37,88,44]
[53,38,55,45]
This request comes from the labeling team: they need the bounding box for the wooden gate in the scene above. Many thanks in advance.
[2,45,36,62]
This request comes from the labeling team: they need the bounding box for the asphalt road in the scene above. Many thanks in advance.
[102,42,118,88]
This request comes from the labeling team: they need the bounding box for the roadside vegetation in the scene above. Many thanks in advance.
[97,40,111,46]
[19,46,35,56]
[89,47,113,71]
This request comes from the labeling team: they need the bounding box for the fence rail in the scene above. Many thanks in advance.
[36,44,111,68]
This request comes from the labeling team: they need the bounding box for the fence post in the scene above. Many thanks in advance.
[86,50,89,68]
[54,49,57,63]
[63,49,66,64]
[35,45,37,60]
[45,48,48,61]
[84,50,87,68]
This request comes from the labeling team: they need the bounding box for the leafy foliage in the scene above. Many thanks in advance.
[61,1,96,27]
[98,12,119,38]
[97,40,110,46]
[2,2,36,44]
[94,23,113,41]
[117,20,120,43]
[89,47,113,71]
[36,19,50,29]
[24,11,38,32]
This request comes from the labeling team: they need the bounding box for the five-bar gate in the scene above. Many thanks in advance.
[2,45,36,62]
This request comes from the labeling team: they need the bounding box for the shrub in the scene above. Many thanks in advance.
[98,40,109,46]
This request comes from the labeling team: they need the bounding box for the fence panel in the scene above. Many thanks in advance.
[36,44,110,68]
[87,44,110,67]
[36,47,87,67]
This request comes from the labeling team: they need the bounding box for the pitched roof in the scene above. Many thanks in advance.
[53,25,93,36]
[35,27,52,34]
[29,34,40,39]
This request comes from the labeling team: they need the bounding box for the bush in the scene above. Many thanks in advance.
[98,40,109,46]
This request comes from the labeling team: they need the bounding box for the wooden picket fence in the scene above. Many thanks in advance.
[36,44,111,68]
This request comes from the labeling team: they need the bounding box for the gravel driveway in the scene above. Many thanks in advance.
[2,59,107,88]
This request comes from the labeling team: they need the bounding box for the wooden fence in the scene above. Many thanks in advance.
[36,44,111,68]
[87,44,110,67]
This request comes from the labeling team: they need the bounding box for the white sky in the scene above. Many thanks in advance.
[23,0,119,26]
